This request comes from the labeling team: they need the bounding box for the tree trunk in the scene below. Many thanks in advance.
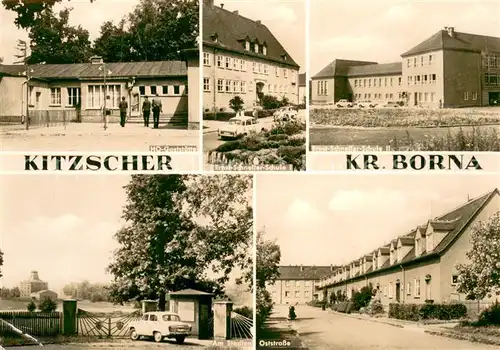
[158,292,166,311]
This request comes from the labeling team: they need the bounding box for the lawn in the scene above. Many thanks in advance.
[0,298,136,314]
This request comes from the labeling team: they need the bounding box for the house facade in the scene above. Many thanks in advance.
[312,27,500,108]
[318,189,500,308]
[0,52,200,129]
[19,271,49,298]
[31,290,58,301]
[202,0,300,113]
[266,265,337,305]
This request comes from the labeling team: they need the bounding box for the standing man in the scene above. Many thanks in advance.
[119,96,128,127]
[152,93,162,129]
[142,96,151,127]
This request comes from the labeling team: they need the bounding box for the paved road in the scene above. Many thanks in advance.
[203,132,224,153]
[274,305,496,350]
[1,124,198,152]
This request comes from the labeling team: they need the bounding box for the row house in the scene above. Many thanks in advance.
[312,27,500,107]
[202,0,300,113]
[318,189,500,308]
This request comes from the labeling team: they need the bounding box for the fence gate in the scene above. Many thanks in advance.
[77,309,141,338]
[230,311,253,339]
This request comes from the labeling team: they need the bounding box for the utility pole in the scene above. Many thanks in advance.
[99,61,112,130]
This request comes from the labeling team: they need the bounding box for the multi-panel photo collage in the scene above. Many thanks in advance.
[0,0,498,349]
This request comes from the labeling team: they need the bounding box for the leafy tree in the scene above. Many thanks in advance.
[456,212,500,300]
[93,19,132,63]
[0,249,3,278]
[0,287,21,299]
[351,283,373,311]
[63,281,110,302]
[229,96,245,114]
[27,300,36,312]
[108,175,252,311]
[336,289,347,302]
[38,298,57,313]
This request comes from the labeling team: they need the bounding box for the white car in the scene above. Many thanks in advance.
[273,106,298,122]
[357,100,377,108]
[336,99,353,108]
[218,116,270,139]
[129,312,191,344]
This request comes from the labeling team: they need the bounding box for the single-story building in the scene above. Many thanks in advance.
[31,289,58,301]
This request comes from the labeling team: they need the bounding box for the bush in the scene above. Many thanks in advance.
[331,301,353,314]
[389,302,467,321]
[370,300,384,315]
[27,300,36,312]
[351,284,373,311]
[478,302,500,325]
[38,298,57,313]
[215,140,241,152]
[267,134,288,142]
[256,287,273,330]
[307,300,326,308]
[261,95,281,110]
[233,306,253,320]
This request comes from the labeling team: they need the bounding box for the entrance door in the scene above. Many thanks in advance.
[489,92,499,106]
[396,283,401,302]
[131,93,140,116]
[414,92,418,106]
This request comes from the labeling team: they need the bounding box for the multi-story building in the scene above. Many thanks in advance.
[19,271,49,297]
[202,0,300,113]
[298,73,306,104]
[266,265,338,305]
[312,27,500,108]
[317,189,500,308]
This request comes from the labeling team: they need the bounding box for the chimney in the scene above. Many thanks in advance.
[220,3,224,9]
[203,0,214,6]
[233,10,239,15]
[256,20,261,24]
[446,27,455,37]
[90,56,103,65]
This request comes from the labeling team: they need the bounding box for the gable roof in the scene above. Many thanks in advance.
[346,62,402,77]
[169,289,213,296]
[0,64,27,77]
[203,3,299,68]
[402,29,500,57]
[278,265,338,280]
[312,59,377,79]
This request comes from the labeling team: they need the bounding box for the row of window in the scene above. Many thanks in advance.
[203,77,290,95]
[408,74,437,85]
[243,40,267,55]
[281,290,310,298]
[353,76,402,88]
[138,85,185,96]
[483,55,499,69]
[463,92,479,101]
[406,54,435,68]
[317,80,328,96]
[485,73,500,86]
[204,52,292,80]
[353,93,403,100]
[284,280,312,287]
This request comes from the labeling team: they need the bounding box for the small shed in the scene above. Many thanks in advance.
[168,289,213,339]
[31,289,58,301]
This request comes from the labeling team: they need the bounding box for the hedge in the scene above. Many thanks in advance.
[388,303,467,321]
[331,302,353,314]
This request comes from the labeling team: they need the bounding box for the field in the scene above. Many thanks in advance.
[310,107,500,151]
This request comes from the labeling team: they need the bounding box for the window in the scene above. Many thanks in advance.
[142,315,149,321]
[203,78,210,92]
[232,58,238,70]
[398,77,401,86]
[379,78,382,86]
[421,56,424,66]
[295,291,300,297]
[264,64,268,75]
[248,81,254,92]
[423,75,428,84]
[28,86,34,105]
[472,92,477,100]
[217,55,223,67]
[368,79,371,87]
[374,79,377,87]
[424,92,428,102]
[67,87,81,106]
[162,86,169,95]
[415,278,421,297]
[413,57,417,67]
[406,282,411,295]
[240,81,246,93]
[285,291,290,297]
[305,291,309,297]
[415,75,420,85]
[295,281,300,287]
[203,52,211,66]
[217,79,224,92]
[384,78,387,87]
[150,86,157,95]
[431,74,436,84]
[284,68,288,78]
[429,54,433,65]
[263,46,267,55]
[225,80,231,93]
[254,43,259,53]
[150,314,158,321]
[431,93,435,102]
[240,59,245,71]
[232,80,238,93]
[464,92,469,100]
[268,84,271,93]
[225,57,230,69]
[452,275,458,285]
[173,85,180,95]
[87,85,102,108]
[408,76,412,85]
[274,84,277,93]
[285,281,290,287]
[275,67,279,77]
[50,87,61,105]
[485,73,498,86]
[245,41,250,51]
[407,59,411,68]
[139,86,145,95]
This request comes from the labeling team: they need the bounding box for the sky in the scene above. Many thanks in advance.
[256,174,500,267]
[214,0,306,73]
[310,0,500,76]
[0,0,139,64]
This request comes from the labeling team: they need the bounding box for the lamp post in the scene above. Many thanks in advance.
[25,68,33,130]
[99,62,112,130]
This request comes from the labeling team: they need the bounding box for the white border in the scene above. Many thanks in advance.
[198,0,204,172]
[305,0,311,172]
[252,173,257,349]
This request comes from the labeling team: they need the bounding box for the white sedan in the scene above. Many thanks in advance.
[336,99,353,108]
[129,312,191,344]
[357,100,377,108]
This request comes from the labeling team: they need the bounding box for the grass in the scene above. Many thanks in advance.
[311,125,500,151]
[310,107,500,128]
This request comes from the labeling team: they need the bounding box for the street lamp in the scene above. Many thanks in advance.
[98,63,112,130]
[23,68,34,130]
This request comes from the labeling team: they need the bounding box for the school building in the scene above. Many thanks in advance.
[312,27,500,108]
[0,51,200,129]
[202,0,301,113]
[317,189,500,308]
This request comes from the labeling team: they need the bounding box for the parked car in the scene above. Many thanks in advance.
[381,101,402,108]
[336,99,353,108]
[273,106,298,122]
[129,312,191,344]
[217,116,272,139]
[357,100,377,108]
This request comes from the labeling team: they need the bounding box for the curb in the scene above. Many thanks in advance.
[425,329,500,347]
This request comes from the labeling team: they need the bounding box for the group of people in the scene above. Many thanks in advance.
[101,94,163,129]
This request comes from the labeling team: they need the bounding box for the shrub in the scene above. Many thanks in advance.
[38,298,57,313]
[229,96,245,113]
[331,301,353,314]
[27,300,36,312]
[256,287,273,330]
[261,95,281,110]
[478,302,500,325]
[370,300,384,315]
[288,306,297,320]
[215,140,241,152]
[389,303,467,321]
[351,284,373,311]
[267,134,289,142]
[233,306,253,320]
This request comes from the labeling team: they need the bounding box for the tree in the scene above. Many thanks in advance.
[229,96,245,114]
[456,212,500,300]
[27,300,36,312]
[38,298,57,313]
[93,20,132,63]
[108,175,252,311]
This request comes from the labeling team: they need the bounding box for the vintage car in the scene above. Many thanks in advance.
[356,100,377,108]
[380,101,403,108]
[129,312,191,344]
[273,106,298,122]
[336,99,353,108]
[218,116,270,139]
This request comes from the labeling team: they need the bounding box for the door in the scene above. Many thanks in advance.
[414,92,418,106]
[131,93,140,116]
[395,283,401,302]
[35,92,41,109]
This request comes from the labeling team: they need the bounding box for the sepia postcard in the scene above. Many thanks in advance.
[202,0,307,171]
[0,0,200,156]
[256,173,500,349]
[309,0,500,153]
[0,174,253,349]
